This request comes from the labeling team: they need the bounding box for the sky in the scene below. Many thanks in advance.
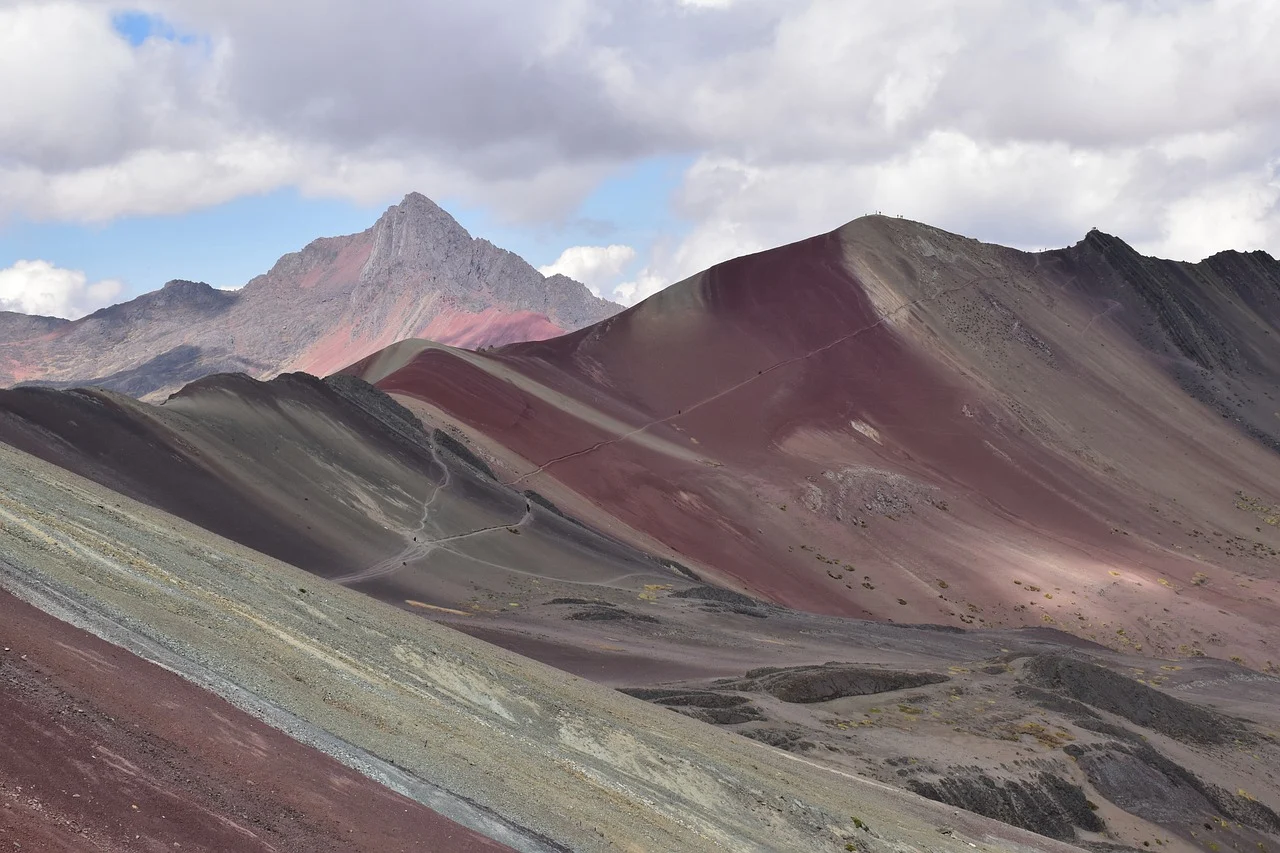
[0,0,1277,318]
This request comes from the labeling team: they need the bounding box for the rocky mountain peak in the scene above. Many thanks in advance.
[0,192,622,398]
[161,279,216,294]
[85,280,231,322]
[1078,229,1140,258]
[351,192,621,328]
[360,192,474,284]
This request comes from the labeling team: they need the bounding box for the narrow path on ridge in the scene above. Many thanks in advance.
[332,433,536,586]
[503,274,997,487]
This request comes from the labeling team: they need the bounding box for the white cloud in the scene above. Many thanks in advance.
[2,0,1279,297]
[591,0,1280,300]
[0,260,122,319]
[539,244,636,296]
[0,1,637,224]
[613,269,668,306]
[0,3,149,170]
[1151,165,1280,262]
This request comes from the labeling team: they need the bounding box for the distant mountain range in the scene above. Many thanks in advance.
[0,192,619,400]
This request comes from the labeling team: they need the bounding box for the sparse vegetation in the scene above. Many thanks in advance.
[1235,490,1280,525]
[1014,721,1076,748]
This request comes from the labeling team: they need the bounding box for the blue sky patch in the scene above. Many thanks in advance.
[445,154,695,284]
[0,191,385,297]
[111,10,201,47]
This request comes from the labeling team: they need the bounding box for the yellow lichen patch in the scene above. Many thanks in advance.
[405,600,471,616]
[639,583,673,601]
[1234,490,1280,525]
[1014,722,1076,748]
[828,718,877,730]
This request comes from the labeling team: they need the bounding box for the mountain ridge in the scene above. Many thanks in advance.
[0,192,620,399]
[348,212,1280,665]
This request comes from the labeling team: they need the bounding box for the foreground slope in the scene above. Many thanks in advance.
[349,216,1280,668]
[0,588,508,852]
[0,192,618,399]
[0,439,1087,853]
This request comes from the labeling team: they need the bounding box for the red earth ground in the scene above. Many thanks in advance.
[0,588,510,853]
[349,216,1280,668]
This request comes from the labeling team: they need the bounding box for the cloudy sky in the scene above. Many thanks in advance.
[1,0,1277,318]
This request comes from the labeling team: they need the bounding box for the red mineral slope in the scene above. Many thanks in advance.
[0,192,618,400]
[350,216,1280,667]
[0,588,509,853]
